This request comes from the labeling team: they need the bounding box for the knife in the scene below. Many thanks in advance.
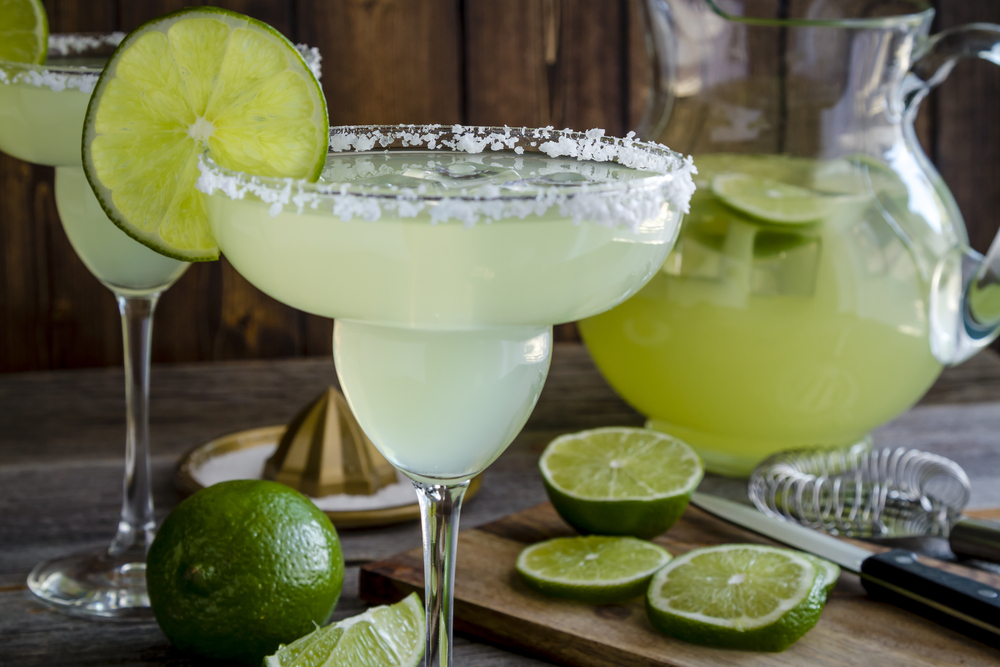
[690,492,1000,647]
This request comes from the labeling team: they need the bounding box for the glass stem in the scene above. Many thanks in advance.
[107,293,160,559]
[413,479,470,667]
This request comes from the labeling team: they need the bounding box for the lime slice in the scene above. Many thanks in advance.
[540,427,703,539]
[646,544,826,652]
[265,593,424,667]
[713,173,833,225]
[802,554,840,594]
[0,0,48,64]
[82,7,329,261]
[516,536,672,605]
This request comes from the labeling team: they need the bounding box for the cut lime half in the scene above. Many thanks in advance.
[713,173,833,225]
[82,7,329,261]
[540,427,703,539]
[646,544,826,652]
[516,536,672,605]
[0,0,48,64]
[265,593,425,667]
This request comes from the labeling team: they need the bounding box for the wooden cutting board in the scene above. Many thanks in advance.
[359,502,1000,667]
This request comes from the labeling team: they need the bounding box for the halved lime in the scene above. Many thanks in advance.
[646,544,826,652]
[516,536,672,605]
[265,593,424,667]
[0,0,48,64]
[540,427,703,539]
[713,173,832,225]
[82,7,329,261]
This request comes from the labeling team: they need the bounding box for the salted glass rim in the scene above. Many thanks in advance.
[0,33,123,76]
[196,124,697,228]
[705,0,934,29]
[199,124,693,199]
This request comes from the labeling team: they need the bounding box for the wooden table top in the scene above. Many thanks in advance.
[2,343,999,665]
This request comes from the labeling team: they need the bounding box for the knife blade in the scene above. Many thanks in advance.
[690,492,1000,647]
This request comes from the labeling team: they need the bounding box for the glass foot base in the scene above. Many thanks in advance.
[27,548,152,620]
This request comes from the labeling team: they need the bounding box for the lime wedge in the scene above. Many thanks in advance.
[265,593,424,667]
[0,0,48,64]
[82,7,329,261]
[516,536,672,604]
[646,544,827,652]
[713,173,832,225]
[540,427,703,539]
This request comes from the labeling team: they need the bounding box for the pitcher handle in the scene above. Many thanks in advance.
[633,0,675,140]
[902,23,1000,363]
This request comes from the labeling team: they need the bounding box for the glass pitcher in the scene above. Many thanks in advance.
[579,0,1000,476]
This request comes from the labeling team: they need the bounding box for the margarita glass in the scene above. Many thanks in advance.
[198,124,693,666]
[0,33,188,618]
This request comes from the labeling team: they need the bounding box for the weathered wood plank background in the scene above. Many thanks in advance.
[1,0,998,372]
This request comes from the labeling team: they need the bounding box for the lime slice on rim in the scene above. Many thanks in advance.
[540,427,703,539]
[265,593,425,667]
[0,0,48,64]
[517,535,672,605]
[82,7,329,262]
[713,173,833,225]
[646,544,827,652]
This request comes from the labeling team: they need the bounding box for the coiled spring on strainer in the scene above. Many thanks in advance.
[747,442,971,538]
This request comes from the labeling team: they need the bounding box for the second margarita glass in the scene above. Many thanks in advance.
[0,34,189,618]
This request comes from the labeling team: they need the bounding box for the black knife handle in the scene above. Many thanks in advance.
[950,517,1000,562]
[860,549,1000,648]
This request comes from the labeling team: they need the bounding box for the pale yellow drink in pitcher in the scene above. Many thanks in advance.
[580,154,943,476]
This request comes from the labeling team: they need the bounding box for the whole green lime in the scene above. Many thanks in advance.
[146,479,344,665]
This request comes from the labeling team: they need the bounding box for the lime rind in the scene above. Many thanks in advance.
[802,554,840,594]
[265,593,425,667]
[645,544,827,652]
[517,536,672,605]
[0,0,48,65]
[82,6,329,262]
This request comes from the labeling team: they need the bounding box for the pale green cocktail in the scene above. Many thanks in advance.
[580,153,945,476]
[199,125,694,664]
[56,165,187,294]
[207,146,686,478]
[0,36,188,293]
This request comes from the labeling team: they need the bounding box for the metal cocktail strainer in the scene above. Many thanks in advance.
[748,442,1000,562]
